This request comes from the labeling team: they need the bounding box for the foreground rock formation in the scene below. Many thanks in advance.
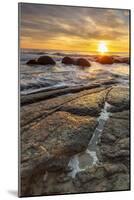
[20,82,130,196]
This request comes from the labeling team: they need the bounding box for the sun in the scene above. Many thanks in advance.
[98,41,108,54]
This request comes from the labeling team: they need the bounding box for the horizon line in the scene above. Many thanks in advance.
[20,47,129,54]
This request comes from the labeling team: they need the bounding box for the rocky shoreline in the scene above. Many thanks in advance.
[26,55,130,66]
[20,82,130,196]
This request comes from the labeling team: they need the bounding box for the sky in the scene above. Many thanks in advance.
[20,3,130,53]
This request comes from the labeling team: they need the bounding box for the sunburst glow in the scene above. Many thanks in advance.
[98,41,108,54]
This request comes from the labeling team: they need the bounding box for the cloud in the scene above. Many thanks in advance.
[19,3,129,51]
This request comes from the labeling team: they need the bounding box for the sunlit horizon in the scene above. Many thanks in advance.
[20,42,129,54]
[20,3,129,54]
[21,47,129,55]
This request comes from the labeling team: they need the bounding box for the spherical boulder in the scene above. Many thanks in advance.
[26,59,37,65]
[123,57,130,64]
[96,56,114,64]
[37,56,56,65]
[112,57,121,63]
[62,56,75,65]
[76,58,91,67]
[113,57,130,64]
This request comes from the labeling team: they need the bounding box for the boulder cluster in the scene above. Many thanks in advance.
[27,55,91,67]
[26,55,130,67]
[62,56,91,67]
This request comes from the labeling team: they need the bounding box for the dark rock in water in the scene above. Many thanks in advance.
[37,56,56,65]
[62,56,75,65]
[123,57,130,64]
[26,56,56,65]
[112,57,122,63]
[76,58,91,67]
[26,59,38,65]
[113,57,130,64]
[96,56,114,64]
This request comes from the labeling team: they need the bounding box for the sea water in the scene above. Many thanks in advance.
[20,49,129,95]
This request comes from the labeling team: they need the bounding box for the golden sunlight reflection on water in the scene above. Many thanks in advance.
[87,61,129,74]
[77,61,129,81]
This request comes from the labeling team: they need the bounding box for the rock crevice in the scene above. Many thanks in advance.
[20,85,130,196]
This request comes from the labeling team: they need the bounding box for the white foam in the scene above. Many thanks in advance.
[68,155,82,178]
[98,102,111,121]
[86,149,98,165]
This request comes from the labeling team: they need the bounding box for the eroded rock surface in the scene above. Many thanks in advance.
[21,111,97,195]
[106,86,129,112]
[20,85,130,196]
[60,89,108,116]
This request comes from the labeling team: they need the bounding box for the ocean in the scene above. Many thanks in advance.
[20,49,129,95]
